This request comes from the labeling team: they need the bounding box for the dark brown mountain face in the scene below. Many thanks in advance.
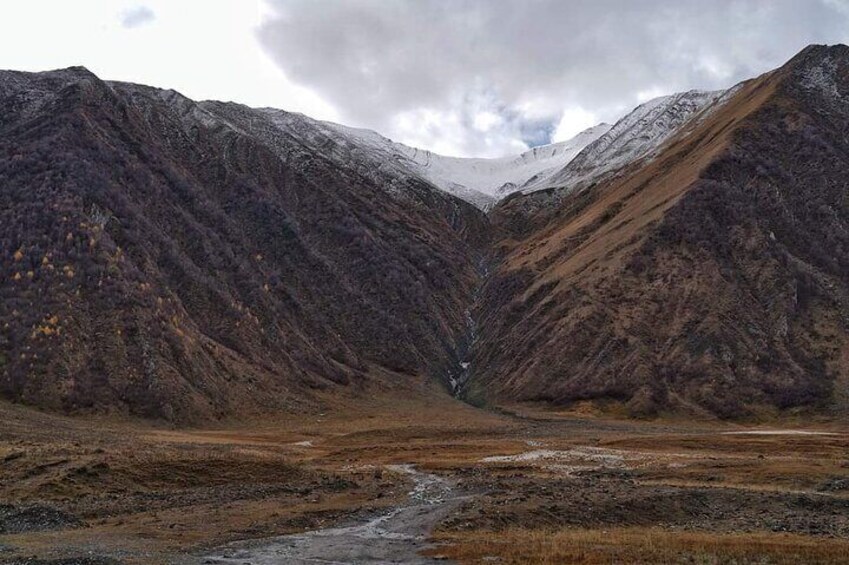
[470,45,849,418]
[0,68,487,422]
[3,45,849,424]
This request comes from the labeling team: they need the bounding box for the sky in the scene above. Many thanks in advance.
[2,1,849,158]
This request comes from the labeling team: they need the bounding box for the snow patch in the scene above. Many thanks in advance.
[801,57,842,99]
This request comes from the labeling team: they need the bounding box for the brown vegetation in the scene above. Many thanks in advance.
[2,394,848,563]
[471,44,849,419]
[0,68,488,423]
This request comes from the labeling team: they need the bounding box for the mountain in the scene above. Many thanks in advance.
[3,44,849,423]
[290,119,611,210]
[384,123,611,206]
[491,89,744,237]
[0,67,488,422]
[537,89,735,192]
[469,44,849,418]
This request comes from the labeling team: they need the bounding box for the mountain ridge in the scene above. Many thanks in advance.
[468,43,849,418]
[2,44,849,421]
[0,65,488,421]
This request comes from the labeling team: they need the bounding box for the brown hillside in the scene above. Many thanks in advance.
[472,44,849,418]
[3,45,849,423]
[0,68,488,422]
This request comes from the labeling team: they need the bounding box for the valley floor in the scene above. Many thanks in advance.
[1,386,848,564]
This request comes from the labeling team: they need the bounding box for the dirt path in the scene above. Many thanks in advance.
[198,465,461,564]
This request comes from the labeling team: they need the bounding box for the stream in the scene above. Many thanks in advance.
[198,465,460,564]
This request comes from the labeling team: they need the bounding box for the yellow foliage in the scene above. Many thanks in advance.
[32,325,57,338]
[12,272,21,281]
[31,315,61,339]
[13,248,24,262]
[26,271,34,279]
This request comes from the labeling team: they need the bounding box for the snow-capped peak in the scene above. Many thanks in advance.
[536,89,731,193]
[181,88,735,210]
[279,118,613,210]
[389,123,612,202]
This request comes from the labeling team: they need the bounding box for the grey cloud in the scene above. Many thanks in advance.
[257,0,849,156]
[120,5,155,29]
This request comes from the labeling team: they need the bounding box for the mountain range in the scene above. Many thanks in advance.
[2,44,848,421]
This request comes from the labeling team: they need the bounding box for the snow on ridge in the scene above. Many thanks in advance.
[247,85,733,209]
[177,89,733,210]
[179,88,734,210]
[800,56,842,99]
[534,89,730,195]
[290,86,737,209]
[318,120,612,209]
[395,123,612,199]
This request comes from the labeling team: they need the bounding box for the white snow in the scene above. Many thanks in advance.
[394,124,611,199]
[275,86,738,209]
[320,121,611,209]
[800,57,842,99]
[123,77,737,210]
[536,89,731,194]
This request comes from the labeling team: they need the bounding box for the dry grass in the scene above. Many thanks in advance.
[431,527,849,564]
[2,395,848,563]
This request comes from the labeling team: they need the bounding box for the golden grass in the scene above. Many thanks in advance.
[3,396,848,563]
[431,527,849,564]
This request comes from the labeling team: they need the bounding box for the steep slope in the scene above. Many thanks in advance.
[172,109,610,211]
[0,67,488,422]
[537,90,733,192]
[492,89,742,238]
[471,44,849,418]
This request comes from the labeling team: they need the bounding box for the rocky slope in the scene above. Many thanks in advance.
[538,89,733,192]
[3,44,849,422]
[0,67,488,422]
[470,44,849,418]
[165,108,611,212]
[491,88,743,238]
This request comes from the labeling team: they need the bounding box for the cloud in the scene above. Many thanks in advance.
[257,0,849,157]
[120,5,155,29]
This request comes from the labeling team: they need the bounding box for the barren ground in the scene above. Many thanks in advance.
[1,384,848,564]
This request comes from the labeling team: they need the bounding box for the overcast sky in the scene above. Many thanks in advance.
[2,1,849,157]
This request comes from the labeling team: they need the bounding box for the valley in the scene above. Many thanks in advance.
[2,43,849,564]
[1,392,848,563]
